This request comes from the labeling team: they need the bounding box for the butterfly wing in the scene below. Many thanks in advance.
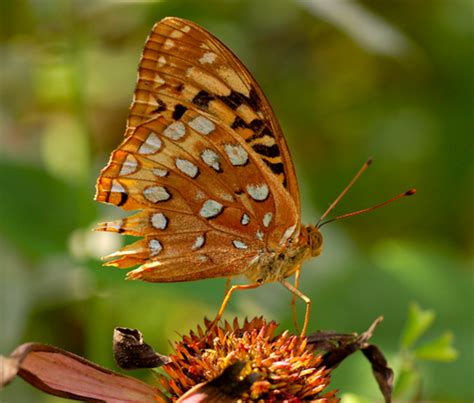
[95,17,301,282]
[127,17,301,217]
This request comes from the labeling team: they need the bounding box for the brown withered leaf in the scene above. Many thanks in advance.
[113,327,170,370]
[362,344,393,402]
[307,316,393,403]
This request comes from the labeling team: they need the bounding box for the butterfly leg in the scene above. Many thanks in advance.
[208,283,261,330]
[291,266,302,333]
[280,280,311,337]
[223,277,231,298]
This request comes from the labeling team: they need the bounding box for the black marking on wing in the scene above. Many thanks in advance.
[172,104,187,120]
[231,116,248,130]
[246,125,274,143]
[151,98,167,114]
[231,116,269,138]
[263,160,285,175]
[229,114,287,179]
[219,89,261,112]
[117,192,129,207]
[192,90,215,108]
[264,160,287,187]
[249,119,265,132]
[252,143,280,158]
[218,90,244,110]
[247,88,260,111]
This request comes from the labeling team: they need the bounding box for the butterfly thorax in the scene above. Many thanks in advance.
[245,225,323,284]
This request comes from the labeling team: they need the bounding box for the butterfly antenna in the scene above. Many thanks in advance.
[316,157,373,227]
[318,188,416,228]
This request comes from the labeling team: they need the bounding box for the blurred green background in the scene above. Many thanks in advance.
[1,0,472,401]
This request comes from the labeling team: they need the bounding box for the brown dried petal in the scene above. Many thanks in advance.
[1,342,162,402]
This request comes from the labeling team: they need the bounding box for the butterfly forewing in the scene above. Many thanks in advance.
[128,17,300,215]
[95,17,301,282]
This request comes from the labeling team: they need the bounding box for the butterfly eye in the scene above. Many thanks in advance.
[304,226,323,257]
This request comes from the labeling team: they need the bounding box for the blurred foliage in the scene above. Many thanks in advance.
[0,0,472,401]
[394,303,457,401]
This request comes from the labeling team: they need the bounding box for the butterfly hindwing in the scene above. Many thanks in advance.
[96,110,297,280]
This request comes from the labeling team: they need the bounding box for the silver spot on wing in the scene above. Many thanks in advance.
[138,133,162,154]
[192,234,206,250]
[144,186,171,203]
[232,240,248,249]
[246,183,269,201]
[199,199,223,218]
[151,213,168,230]
[148,239,163,256]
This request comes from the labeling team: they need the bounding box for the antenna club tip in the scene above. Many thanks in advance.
[405,188,417,196]
[366,157,373,165]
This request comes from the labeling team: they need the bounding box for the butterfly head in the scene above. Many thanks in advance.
[305,224,323,257]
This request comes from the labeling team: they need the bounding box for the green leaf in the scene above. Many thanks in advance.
[392,363,420,400]
[414,331,458,362]
[400,303,435,349]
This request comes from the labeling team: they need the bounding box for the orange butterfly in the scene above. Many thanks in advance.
[95,17,415,335]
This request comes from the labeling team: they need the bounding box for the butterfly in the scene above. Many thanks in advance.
[95,17,415,336]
